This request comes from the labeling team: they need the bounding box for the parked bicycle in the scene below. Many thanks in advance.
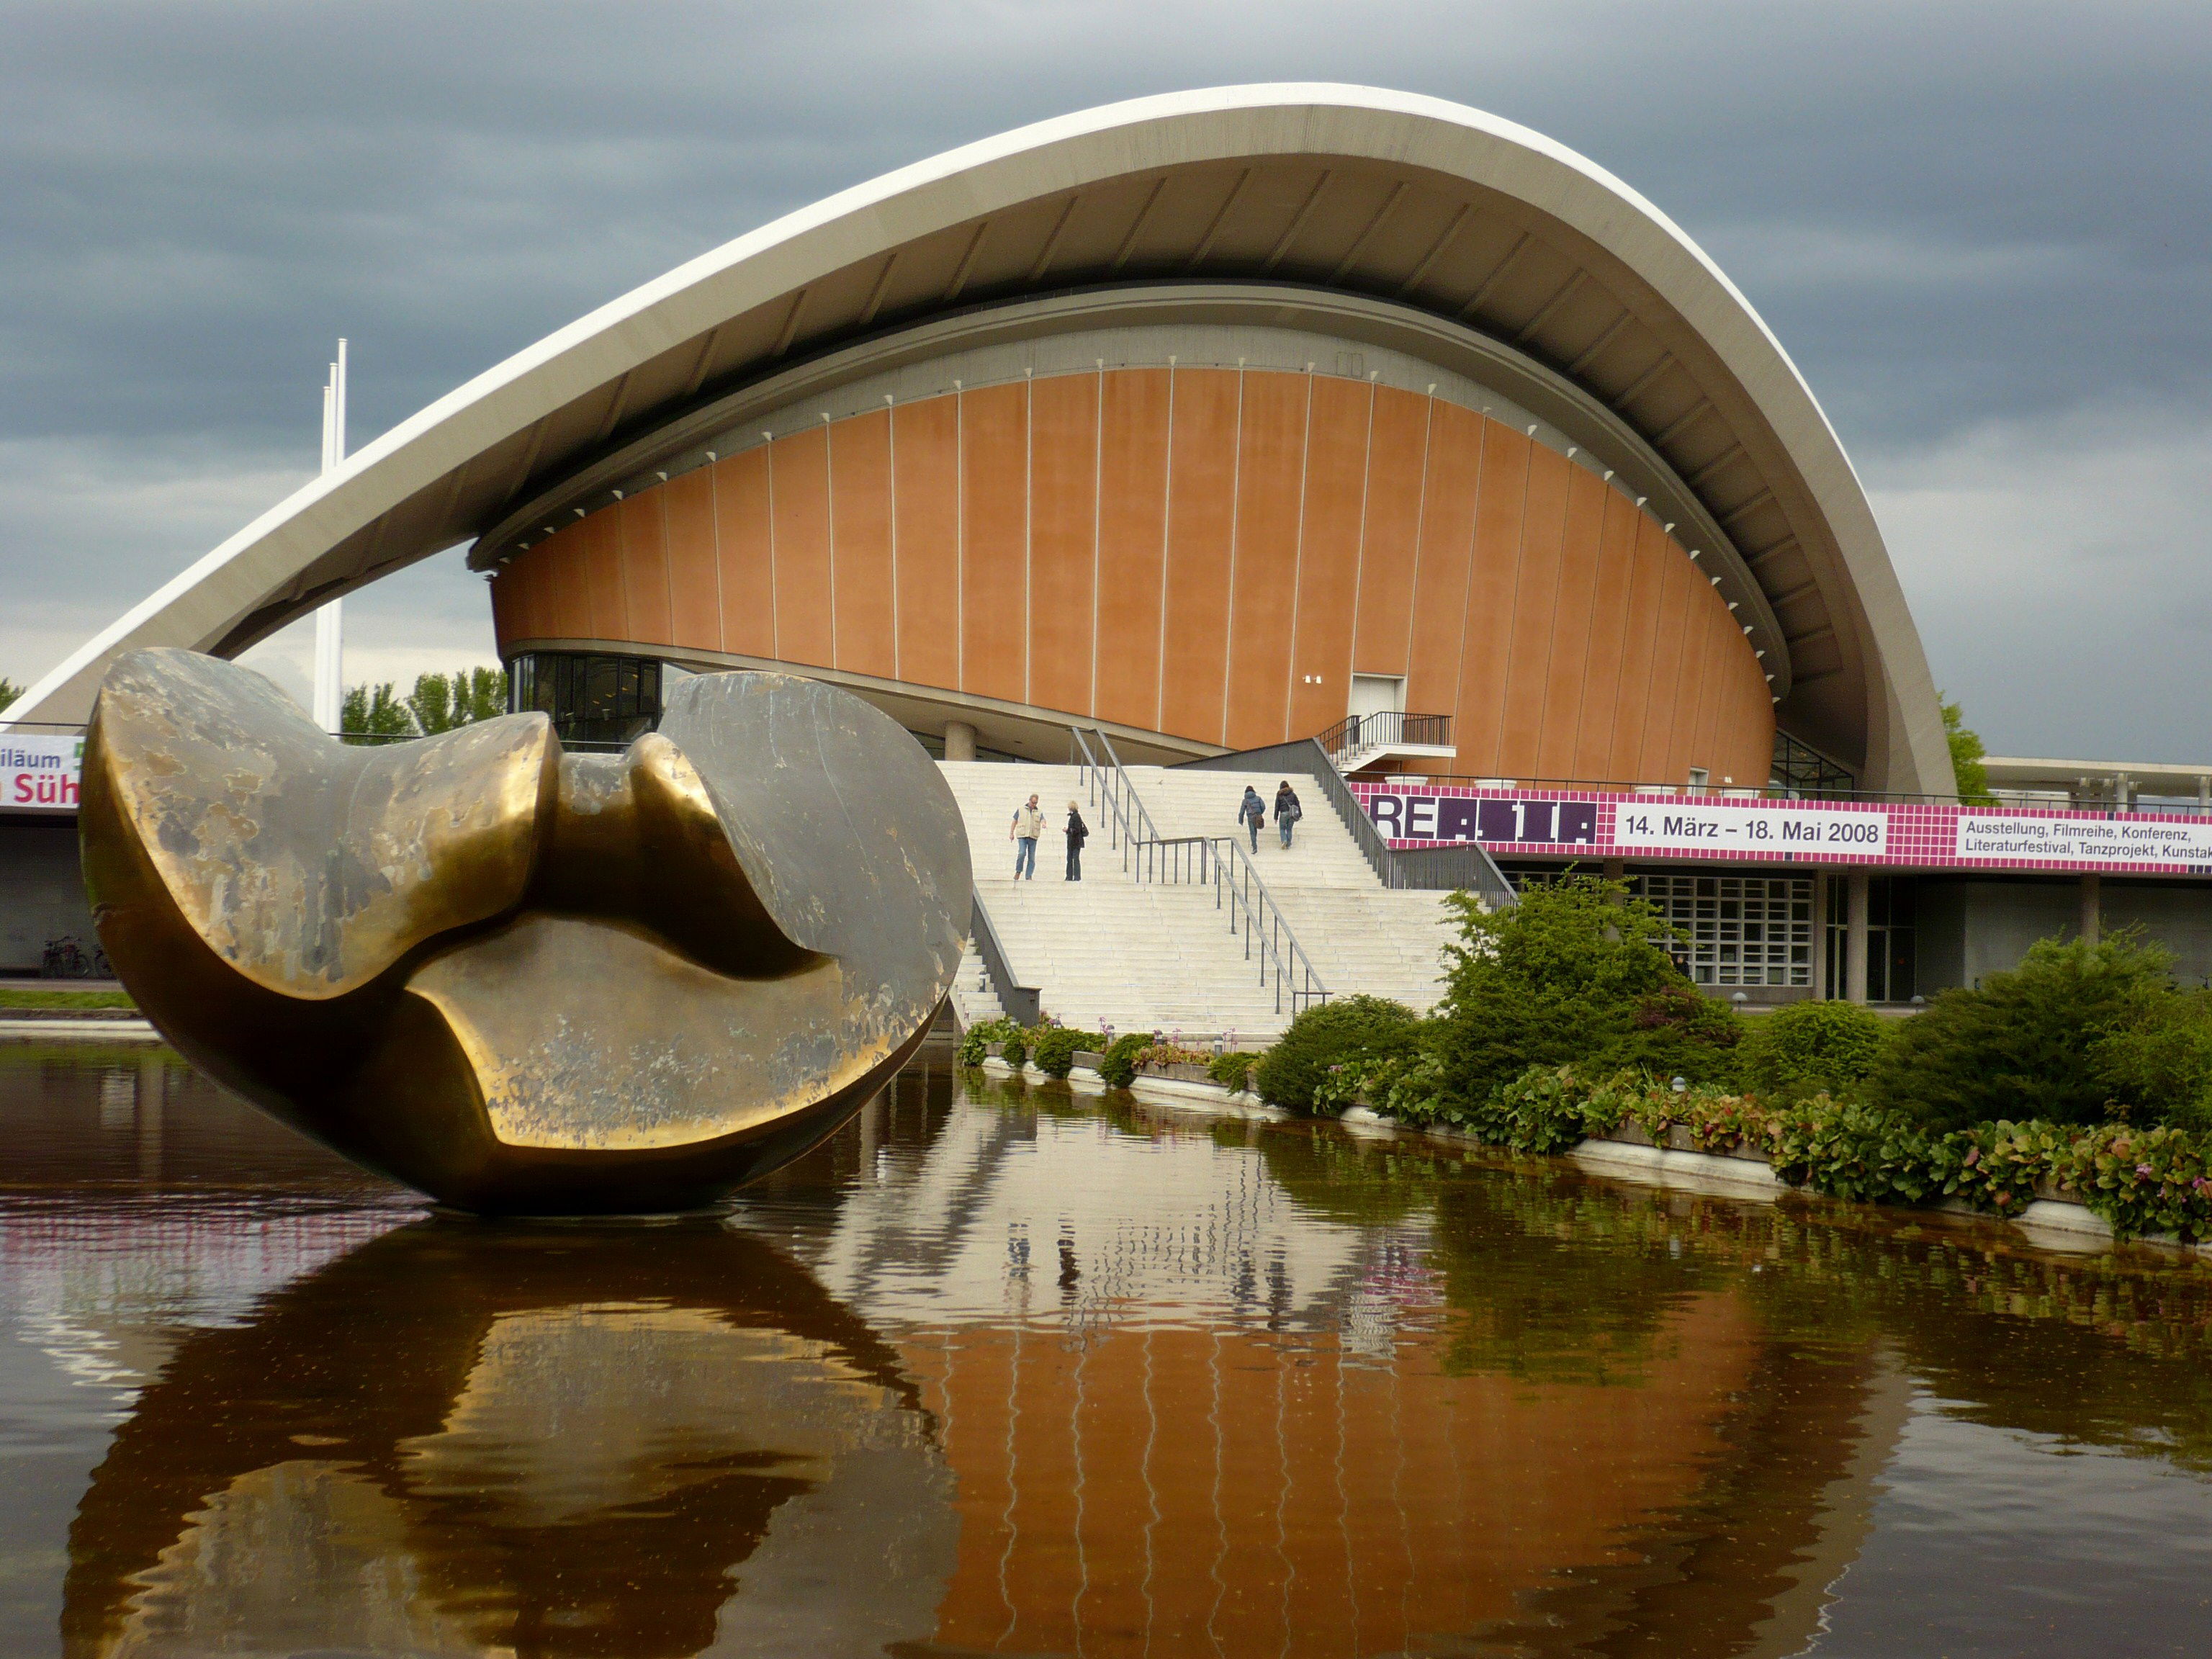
[41,935,108,979]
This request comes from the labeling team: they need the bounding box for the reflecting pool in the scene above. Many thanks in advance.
[5,1044,2212,1656]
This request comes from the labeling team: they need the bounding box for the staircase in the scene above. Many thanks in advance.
[948,939,1005,1028]
[937,764,1296,1043]
[938,758,1465,1036]
[1138,768,1460,1013]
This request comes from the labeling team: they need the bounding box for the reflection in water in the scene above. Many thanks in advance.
[6,1050,2212,1655]
[64,1221,953,1658]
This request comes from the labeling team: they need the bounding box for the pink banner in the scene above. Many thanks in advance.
[1351,782,2212,877]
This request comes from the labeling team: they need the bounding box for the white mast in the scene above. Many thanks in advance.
[311,339,348,732]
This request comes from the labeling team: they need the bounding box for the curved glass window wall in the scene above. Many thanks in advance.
[508,652,662,747]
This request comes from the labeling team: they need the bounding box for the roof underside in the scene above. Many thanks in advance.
[13,88,1951,794]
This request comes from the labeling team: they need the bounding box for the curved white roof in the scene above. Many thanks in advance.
[10,83,1953,793]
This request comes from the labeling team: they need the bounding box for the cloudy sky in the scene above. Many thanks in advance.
[2,0,2207,758]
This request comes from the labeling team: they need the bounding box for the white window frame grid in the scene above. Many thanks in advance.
[1635,874,1813,988]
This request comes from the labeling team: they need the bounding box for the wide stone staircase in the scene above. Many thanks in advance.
[938,757,1466,1039]
[940,763,1296,1042]
[1138,768,1460,1013]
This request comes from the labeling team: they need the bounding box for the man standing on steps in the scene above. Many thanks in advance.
[1010,793,1044,880]
[1274,780,1303,850]
[1237,785,1266,853]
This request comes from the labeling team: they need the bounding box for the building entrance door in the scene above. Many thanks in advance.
[1349,675,1404,721]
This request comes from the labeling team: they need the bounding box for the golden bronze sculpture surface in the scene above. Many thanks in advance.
[80,651,970,1213]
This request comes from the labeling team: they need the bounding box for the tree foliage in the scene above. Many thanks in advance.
[0,677,22,713]
[1738,999,1890,1103]
[341,667,509,745]
[1435,874,1740,1103]
[407,667,507,734]
[1941,693,1994,804]
[1253,994,1424,1112]
[1874,931,2175,1129]
[339,683,414,745]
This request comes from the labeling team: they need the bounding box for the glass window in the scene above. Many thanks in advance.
[503,652,664,747]
[1633,873,1815,988]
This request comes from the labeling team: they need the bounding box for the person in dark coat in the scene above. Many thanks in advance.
[1274,781,1303,849]
[1064,800,1089,881]
[1237,786,1266,853]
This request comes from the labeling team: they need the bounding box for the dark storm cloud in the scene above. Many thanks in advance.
[2,1,2208,752]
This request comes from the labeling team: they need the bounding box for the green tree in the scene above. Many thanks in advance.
[1436,874,1741,1103]
[1874,931,2174,1128]
[340,682,414,745]
[0,678,21,713]
[407,666,507,734]
[1942,694,1994,804]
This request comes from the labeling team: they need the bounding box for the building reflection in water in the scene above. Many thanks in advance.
[747,1071,1907,1658]
[55,1062,1917,1658]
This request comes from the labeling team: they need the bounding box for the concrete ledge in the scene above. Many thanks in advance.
[980,1054,1285,1118]
[0,1017,160,1043]
[1566,1136,1785,1192]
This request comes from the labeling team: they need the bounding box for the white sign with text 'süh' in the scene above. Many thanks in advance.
[1957,814,2212,868]
[0,734,83,813]
[1610,801,1888,858]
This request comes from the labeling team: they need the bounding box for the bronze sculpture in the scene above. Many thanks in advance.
[79,651,969,1213]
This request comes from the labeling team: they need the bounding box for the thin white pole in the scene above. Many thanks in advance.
[312,339,348,732]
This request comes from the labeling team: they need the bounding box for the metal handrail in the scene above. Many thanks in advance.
[1071,724,1161,872]
[1205,835,1331,1015]
[1128,832,1329,1015]
[1318,710,1453,768]
[1071,727,1329,1014]
[1169,737,1519,909]
[1131,835,1215,884]
[968,888,1040,1026]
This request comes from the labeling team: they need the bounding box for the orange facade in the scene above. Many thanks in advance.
[897,1297,1771,1657]
[492,368,1775,784]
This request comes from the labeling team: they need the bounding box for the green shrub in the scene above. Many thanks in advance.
[1435,874,1740,1105]
[1765,1097,1940,1206]
[1096,1031,1153,1088]
[1875,932,2173,1130]
[1032,1027,1083,1079]
[1137,1043,1214,1068]
[2091,988,2212,1130]
[1208,1051,1262,1094]
[1000,1028,1030,1069]
[1604,980,1745,1087]
[1253,995,1423,1112]
[957,1015,1021,1066]
[1739,999,1890,1102]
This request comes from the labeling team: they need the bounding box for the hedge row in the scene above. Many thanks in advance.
[1326,1058,2212,1243]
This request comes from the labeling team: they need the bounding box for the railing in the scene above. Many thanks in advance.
[1176,737,1518,910]
[968,888,1040,1026]
[1317,710,1454,768]
[1074,726,1329,1015]
[1131,835,1216,885]
[1071,725,1163,873]
[1205,835,1331,1016]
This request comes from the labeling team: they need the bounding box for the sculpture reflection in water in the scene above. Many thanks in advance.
[63,1219,958,1658]
[78,650,970,1213]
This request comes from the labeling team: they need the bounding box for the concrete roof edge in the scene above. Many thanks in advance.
[6,84,1943,758]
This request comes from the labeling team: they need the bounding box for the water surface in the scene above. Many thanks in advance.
[4,1044,2211,1656]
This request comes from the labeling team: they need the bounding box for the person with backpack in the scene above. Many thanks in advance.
[1236,785,1266,853]
[1010,793,1043,879]
[1064,799,1089,881]
[1274,780,1303,849]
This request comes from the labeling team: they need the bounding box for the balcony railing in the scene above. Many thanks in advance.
[1318,711,1454,771]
